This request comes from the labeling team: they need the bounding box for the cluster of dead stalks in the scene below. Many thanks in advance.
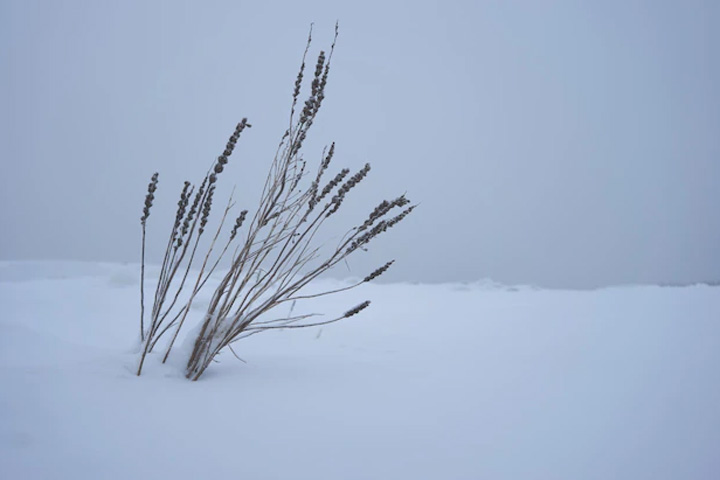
[137,25,415,380]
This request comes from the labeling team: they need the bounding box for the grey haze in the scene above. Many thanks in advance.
[2,0,718,288]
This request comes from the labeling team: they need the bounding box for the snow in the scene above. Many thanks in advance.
[1,261,718,479]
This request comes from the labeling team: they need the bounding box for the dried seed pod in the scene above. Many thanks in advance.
[344,301,370,318]
[347,203,415,254]
[173,181,192,230]
[326,164,371,217]
[230,209,248,240]
[386,205,416,228]
[363,260,395,283]
[141,172,159,224]
[361,195,409,230]
[311,50,326,97]
[316,168,349,207]
[208,118,251,183]
[199,184,215,235]
[179,184,203,239]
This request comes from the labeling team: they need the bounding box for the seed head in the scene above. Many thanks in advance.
[311,51,326,97]
[141,172,159,224]
[314,168,349,209]
[361,195,410,230]
[347,204,415,254]
[344,301,370,318]
[199,184,216,235]
[173,181,192,230]
[363,260,395,283]
[326,164,370,217]
[209,118,251,184]
[230,209,248,240]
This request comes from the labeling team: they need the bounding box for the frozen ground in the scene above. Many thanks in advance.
[1,261,718,479]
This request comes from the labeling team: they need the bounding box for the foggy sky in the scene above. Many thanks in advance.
[2,0,718,288]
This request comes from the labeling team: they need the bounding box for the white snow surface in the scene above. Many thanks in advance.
[1,261,718,479]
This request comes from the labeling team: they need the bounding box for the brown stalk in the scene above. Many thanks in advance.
[137,24,415,381]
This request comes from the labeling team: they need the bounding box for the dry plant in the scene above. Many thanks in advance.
[137,24,415,380]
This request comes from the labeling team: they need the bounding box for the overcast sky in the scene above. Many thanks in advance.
[2,0,718,288]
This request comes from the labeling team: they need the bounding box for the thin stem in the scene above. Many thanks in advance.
[140,225,147,342]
